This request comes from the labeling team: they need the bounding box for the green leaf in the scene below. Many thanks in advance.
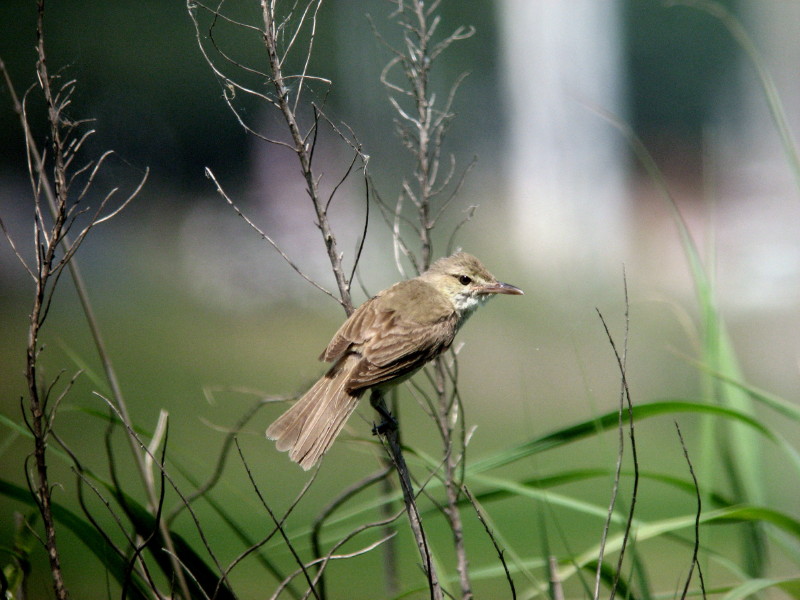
[1,510,37,597]
[469,401,773,473]
[0,478,151,600]
[103,483,237,600]
[722,576,800,600]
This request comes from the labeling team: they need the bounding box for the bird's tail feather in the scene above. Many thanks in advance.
[266,366,361,470]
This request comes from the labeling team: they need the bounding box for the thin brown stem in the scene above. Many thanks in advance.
[235,438,321,600]
[433,357,471,599]
[463,487,516,599]
[310,467,391,600]
[16,5,71,598]
[4,3,171,593]
[375,2,476,597]
[596,270,638,600]
[675,421,707,600]
[371,390,443,600]
[260,0,353,314]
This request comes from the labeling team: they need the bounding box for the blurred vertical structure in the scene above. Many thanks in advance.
[733,2,800,187]
[499,2,629,283]
[715,1,800,311]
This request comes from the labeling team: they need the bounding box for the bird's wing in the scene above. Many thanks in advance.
[346,312,458,391]
[320,295,382,362]
[321,279,443,362]
[318,278,458,391]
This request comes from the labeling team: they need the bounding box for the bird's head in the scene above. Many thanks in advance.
[421,252,523,319]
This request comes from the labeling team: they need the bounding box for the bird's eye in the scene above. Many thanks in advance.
[458,275,472,285]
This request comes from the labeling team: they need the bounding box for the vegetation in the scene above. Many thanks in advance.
[1,1,799,599]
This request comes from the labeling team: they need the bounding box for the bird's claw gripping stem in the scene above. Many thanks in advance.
[370,392,398,435]
[372,414,398,436]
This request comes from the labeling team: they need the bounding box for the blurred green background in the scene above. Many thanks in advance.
[2,0,800,597]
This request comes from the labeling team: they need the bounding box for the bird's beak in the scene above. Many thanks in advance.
[480,281,524,295]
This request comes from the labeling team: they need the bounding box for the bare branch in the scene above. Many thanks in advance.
[93,392,234,596]
[310,466,391,596]
[324,136,361,212]
[234,438,321,600]
[445,205,477,256]
[430,26,475,62]
[60,434,163,596]
[199,0,266,34]
[203,1,272,80]
[5,13,152,538]
[188,2,296,143]
[595,269,637,600]
[204,167,342,306]
[214,439,317,598]
[167,394,282,523]
[350,169,371,288]
[370,390,443,600]
[675,422,707,600]
[0,215,35,280]
[44,369,82,437]
[433,155,477,226]
[289,0,324,113]
[379,55,410,96]
[56,160,149,271]
[162,551,212,600]
[272,532,396,600]
[370,7,480,593]
[311,466,391,551]
[260,0,355,314]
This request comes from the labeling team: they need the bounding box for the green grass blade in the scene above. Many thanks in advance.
[721,576,800,600]
[690,361,800,421]
[100,483,236,600]
[0,478,151,599]
[469,401,772,473]
[669,0,800,188]
[583,559,637,600]
[558,504,800,588]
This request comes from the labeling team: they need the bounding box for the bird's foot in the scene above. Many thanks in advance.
[369,392,398,435]
[372,419,397,435]
[371,404,398,435]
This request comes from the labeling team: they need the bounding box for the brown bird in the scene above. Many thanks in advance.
[266,252,523,469]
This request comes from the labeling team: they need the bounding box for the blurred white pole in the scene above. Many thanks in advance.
[499,1,628,282]
[714,2,800,310]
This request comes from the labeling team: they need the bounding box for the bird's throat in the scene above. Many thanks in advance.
[453,291,491,325]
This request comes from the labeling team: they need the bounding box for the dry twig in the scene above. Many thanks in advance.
[594,270,639,600]
[371,2,478,597]
[675,422,707,600]
[2,3,149,596]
